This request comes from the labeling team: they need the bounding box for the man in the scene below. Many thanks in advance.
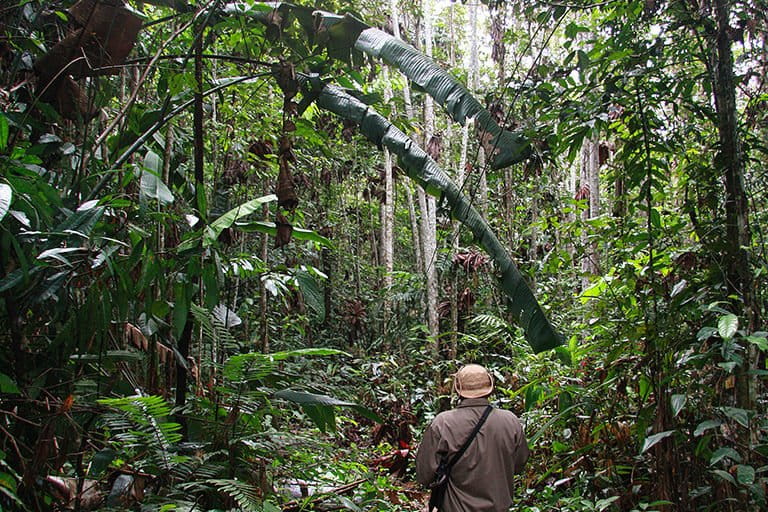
[415,364,529,512]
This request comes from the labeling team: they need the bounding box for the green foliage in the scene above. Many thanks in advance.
[304,78,560,353]
[1,0,766,510]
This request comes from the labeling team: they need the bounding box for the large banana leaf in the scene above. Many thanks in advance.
[302,76,560,353]
[222,2,529,169]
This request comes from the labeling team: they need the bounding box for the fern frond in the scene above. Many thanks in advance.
[205,479,263,511]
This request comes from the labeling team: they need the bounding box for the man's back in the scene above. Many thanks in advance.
[416,397,529,512]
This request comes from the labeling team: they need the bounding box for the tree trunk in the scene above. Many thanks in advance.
[422,0,439,343]
[382,74,395,334]
[712,0,757,410]
[405,183,423,274]
[580,138,600,289]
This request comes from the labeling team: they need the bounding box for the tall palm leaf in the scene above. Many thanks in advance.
[301,76,560,353]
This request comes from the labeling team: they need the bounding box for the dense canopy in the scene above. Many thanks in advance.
[0,0,766,510]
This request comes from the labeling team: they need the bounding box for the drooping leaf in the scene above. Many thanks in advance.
[140,151,174,205]
[640,430,675,454]
[709,447,741,466]
[303,78,560,353]
[694,419,721,437]
[352,26,530,169]
[0,184,11,222]
[710,469,735,485]
[719,406,750,428]
[294,269,325,322]
[204,195,277,247]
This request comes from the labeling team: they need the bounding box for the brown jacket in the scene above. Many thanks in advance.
[415,398,529,512]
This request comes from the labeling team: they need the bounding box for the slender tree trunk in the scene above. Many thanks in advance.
[405,184,423,273]
[712,0,757,410]
[259,201,270,353]
[382,88,395,335]
[422,0,439,343]
[580,138,600,289]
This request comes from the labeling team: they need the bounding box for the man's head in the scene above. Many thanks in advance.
[453,364,494,399]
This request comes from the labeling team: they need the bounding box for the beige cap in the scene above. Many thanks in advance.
[453,364,494,398]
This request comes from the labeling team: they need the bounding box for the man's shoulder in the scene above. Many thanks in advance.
[489,407,524,430]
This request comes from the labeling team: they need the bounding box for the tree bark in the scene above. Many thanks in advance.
[580,138,600,289]
[712,0,757,410]
[405,184,423,274]
[422,0,439,343]
[382,68,395,332]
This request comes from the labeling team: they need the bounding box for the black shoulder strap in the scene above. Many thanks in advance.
[446,405,493,470]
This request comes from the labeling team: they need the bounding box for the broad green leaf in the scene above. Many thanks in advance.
[719,406,750,428]
[671,394,687,418]
[718,314,738,339]
[140,151,174,205]
[204,195,277,247]
[304,78,560,353]
[295,270,325,322]
[694,419,722,437]
[735,464,755,485]
[0,183,11,221]
[641,430,675,454]
[745,334,768,352]
[711,469,735,485]
[335,496,362,512]
[0,372,19,394]
[275,389,382,428]
[525,385,543,411]
[710,447,741,466]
